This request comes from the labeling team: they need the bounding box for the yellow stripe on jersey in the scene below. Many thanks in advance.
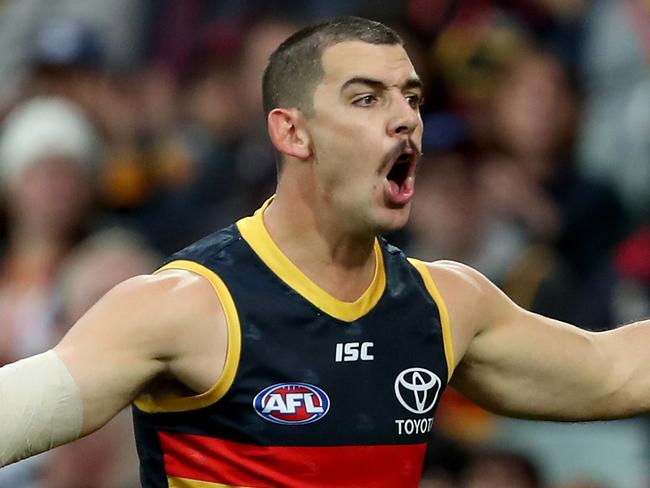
[407,258,455,380]
[168,477,252,488]
[237,198,386,323]
[133,260,241,413]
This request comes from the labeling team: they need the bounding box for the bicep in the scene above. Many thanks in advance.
[53,274,195,434]
[451,307,610,420]
[429,261,612,421]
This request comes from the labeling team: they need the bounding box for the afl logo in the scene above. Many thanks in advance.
[394,367,441,414]
[253,383,330,425]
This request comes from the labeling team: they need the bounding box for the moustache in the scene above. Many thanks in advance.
[379,140,422,174]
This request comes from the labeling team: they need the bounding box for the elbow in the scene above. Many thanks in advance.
[583,332,642,420]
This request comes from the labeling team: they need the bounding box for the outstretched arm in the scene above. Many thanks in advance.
[0,269,226,467]
[428,261,650,421]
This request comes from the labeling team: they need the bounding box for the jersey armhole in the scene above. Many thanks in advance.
[133,260,242,413]
[407,258,455,381]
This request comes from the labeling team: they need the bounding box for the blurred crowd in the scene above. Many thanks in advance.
[0,0,648,487]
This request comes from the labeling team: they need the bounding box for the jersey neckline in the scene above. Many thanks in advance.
[236,198,386,322]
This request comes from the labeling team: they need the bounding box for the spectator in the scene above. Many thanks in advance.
[577,0,650,221]
[407,115,576,321]
[0,96,101,364]
[0,95,102,485]
[481,50,627,280]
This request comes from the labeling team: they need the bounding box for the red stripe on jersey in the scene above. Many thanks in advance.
[159,431,426,487]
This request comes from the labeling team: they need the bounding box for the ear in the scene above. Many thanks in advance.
[267,108,311,160]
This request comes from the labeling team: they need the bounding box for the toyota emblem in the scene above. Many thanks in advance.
[394,367,441,414]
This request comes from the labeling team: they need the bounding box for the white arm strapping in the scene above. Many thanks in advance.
[0,350,83,467]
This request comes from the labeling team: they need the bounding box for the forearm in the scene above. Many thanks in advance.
[0,350,83,467]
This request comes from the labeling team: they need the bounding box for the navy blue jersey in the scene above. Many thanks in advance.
[133,201,455,487]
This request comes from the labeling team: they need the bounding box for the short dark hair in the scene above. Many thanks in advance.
[262,16,403,118]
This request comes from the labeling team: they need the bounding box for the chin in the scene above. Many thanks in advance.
[372,206,411,235]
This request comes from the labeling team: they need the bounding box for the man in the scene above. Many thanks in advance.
[0,96,99,367]
[0,16,649,488]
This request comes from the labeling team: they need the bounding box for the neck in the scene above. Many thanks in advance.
[263,178,377,302]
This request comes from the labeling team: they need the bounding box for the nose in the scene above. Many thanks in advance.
[386,95,420,138]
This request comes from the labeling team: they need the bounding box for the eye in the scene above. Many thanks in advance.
[353,95,378,107]
[405,93,423,109]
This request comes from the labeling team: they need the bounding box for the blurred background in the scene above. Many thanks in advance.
[0,0,648,487]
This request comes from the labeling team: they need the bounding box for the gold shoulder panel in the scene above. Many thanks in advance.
[407,258,455,380]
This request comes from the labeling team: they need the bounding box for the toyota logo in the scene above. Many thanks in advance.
[394,367,441,414]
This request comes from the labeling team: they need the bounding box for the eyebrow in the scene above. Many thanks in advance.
[341,76,424,94]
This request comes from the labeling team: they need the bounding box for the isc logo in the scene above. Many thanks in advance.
[335,342,374,362]
[253,383,330,425]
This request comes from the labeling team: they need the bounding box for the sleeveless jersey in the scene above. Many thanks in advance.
[133,202,455,488]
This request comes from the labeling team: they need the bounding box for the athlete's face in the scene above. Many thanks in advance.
[306,41,424,235]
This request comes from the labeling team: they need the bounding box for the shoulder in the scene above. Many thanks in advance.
[70,268,226,363]
[412,260,516,366]
[108,269,222,321]
[414,259,492,304]
[419,259,517,321]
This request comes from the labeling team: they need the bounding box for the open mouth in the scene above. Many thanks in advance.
[387,152,413,188]
[384,150,417,206]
